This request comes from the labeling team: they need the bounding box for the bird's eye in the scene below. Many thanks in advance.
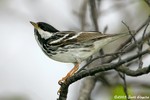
[38,23,47,31]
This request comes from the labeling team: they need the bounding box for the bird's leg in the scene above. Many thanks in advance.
[58,63,79,85]
[57,63,79,94]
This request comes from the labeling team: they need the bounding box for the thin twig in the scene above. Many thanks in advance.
[120,31,150,55]
[118,72,130,100]
[122,21,144,69]
[107,16,150,63]
[123,74,129,100]
[138,22,150,68]
[119,16,150,52]
[121,21,137,44]
[79,0,88,30]
[89,0,99,31]
[117,50,130,100]
[103,25,108,34]
[77,51,125,73]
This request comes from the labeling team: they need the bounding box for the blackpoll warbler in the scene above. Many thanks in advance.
[30,21,129,84]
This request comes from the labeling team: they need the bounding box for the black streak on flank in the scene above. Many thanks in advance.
[38,22,59,32]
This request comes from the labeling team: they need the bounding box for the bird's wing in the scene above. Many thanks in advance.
[76,32,107,42]
[47,31,77,46]
[76,32,128,42]
[49,31,105,44]
[48,31,127,46]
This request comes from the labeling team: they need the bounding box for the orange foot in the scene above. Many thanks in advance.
[57,63,79,94]
[58,63,79,85]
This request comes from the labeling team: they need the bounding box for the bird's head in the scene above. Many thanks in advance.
[30,21,59,40]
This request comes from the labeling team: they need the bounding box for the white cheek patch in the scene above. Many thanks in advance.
[38,29,53,39]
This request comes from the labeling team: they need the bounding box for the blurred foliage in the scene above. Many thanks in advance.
[111,85,132,100]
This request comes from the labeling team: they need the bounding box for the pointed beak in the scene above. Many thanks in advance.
[30,21,39,29]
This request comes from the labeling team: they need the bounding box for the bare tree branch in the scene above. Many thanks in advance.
[89,0,99,31]
[77,51,125,73]
[79,0,88,30]
[78,77,96,100]
[117,53,130,100]
[57,2,150,100]
[118,73,130,100]
[58,48,150,100]
[116,65,150,76]
[122,21,143,69]
[107,16,150,63]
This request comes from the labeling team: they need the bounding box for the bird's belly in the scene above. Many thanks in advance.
[49,48,95,63]
[44,39,111,63]
[50,52,77,63]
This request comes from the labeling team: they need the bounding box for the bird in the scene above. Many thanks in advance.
[30,21,129,85]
